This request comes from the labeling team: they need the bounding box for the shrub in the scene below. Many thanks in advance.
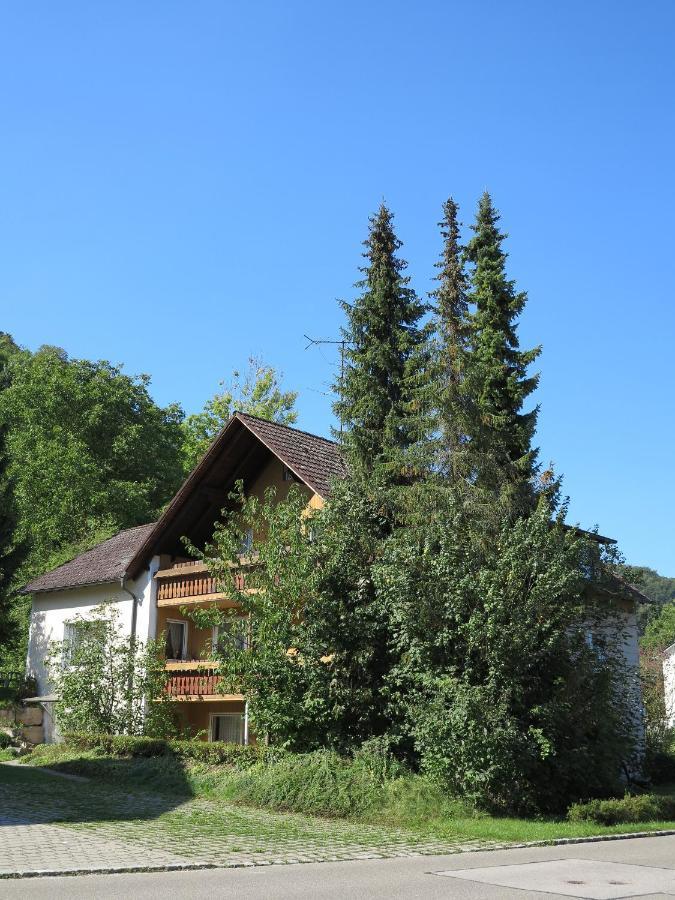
[567,793,675,826]
[0,731,13,749]
[227,747,402,818]
[63,732,280,768]
[645,748,675,785]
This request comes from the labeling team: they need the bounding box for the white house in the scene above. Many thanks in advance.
[23,412,647,745]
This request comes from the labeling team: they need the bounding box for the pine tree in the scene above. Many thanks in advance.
[430,197,472,478]
[465,192,541,510]
[334,203,430,483]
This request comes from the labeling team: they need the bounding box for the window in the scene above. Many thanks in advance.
[210,713,245,744]
[63,620,103,666]
[212,617,249,655]
[165,620,188,661]
[240,528,254,555]
[282,465,297,482]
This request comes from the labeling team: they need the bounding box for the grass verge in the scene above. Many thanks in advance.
[19,742,675,845]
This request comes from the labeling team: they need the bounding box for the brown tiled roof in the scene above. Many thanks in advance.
[23,523,156,594]
[235,413,347,498]
[24,415,347,594]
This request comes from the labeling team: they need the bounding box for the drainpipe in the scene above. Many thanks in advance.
[244,701,249,746]
[120,574,140,730]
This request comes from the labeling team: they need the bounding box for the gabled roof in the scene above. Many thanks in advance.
[235,413,346,499]
[23,523,156,594]
[24,413,345,593]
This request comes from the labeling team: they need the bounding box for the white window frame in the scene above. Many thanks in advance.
[209,711,247,745]
[165,618,188,661]
[62,619,101,668]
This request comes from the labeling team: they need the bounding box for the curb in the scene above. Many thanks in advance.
[2,828,675,880]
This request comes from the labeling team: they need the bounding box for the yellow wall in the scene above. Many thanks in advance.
[170,699,247,741]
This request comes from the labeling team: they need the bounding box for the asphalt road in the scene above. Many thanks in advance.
[2,834,674,900]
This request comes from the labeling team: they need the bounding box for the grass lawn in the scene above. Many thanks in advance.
[14,745,675,847]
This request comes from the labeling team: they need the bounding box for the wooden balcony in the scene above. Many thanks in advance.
[155,560,252,607]
[164,667,243,701]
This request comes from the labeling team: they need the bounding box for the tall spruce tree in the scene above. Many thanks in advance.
[334,203,430,482]
[430,197,472,478]
[465,192,541,511]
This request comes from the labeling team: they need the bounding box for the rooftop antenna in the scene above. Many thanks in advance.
[304,334,349,434]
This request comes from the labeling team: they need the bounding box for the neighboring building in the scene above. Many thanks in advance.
[24,412,345,743]
[664,643,675,729]
[23,411,645,745]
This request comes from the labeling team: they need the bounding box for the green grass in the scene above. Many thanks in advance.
[17,742,675,845]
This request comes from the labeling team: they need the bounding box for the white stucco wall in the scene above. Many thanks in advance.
[25,557,160,742]
[664,644,675,729]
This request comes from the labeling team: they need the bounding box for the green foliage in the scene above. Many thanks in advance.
[642,601,675,650]
[181,356,298,472]
[430,197,473,480]
[377,496,634,813]
[567,793,675,826]
[227,744,403,818]
[56,731,281,768]
[195,477,397,752]
[464,192,542,512]
[645,748,675,785]
[47,605,172,737]
[0,422,26,650]
[0,346,185,567]
[334,203,431,482]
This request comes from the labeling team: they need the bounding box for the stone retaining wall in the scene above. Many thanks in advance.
[0,703,44,744]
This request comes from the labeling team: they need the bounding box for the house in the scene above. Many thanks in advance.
[23,412,345,743]
[23,411,645,746]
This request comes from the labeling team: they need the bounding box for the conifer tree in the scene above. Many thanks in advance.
[334,203,430,482]
[430,197,472,477]
[465,192,541,510]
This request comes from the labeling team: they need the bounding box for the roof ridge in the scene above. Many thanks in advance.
[234,411,340,447]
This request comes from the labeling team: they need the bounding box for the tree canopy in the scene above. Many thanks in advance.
[181,356,298,473]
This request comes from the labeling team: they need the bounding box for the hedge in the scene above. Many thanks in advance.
[63,732,283,768]
[567,793,675,825]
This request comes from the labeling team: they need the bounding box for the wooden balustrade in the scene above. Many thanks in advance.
[155,560,249,604]
[165,671,222,697]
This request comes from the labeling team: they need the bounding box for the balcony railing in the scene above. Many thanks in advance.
[165,670,223,697]
[155,560,251,605]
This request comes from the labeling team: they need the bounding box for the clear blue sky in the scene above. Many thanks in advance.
[1,2,673,573]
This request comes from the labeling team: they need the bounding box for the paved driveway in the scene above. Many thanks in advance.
[0,763,497,877]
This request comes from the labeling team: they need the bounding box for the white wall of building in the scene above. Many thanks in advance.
[25,558,160,742]
[664,644,675,729]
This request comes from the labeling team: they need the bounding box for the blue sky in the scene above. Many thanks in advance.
[1,2,673,573]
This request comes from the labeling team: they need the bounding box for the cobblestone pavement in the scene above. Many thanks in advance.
[0,764,500,877]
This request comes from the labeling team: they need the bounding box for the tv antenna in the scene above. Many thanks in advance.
[304,334,350,433]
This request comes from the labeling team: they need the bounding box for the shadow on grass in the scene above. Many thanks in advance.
[0,751,195,827]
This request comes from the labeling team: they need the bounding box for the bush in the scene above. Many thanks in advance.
[0,731,13,749]
[645,748,675,785]
[567,793,675,826]
[226,747,403,818]
[63,732,280,768]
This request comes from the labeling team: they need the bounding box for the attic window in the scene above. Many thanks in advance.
[282,465,298,482]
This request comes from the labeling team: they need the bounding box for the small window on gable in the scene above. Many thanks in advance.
[282,465,297,482]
